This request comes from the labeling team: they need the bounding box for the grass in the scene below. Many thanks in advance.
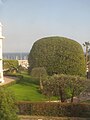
[8,73,56,101]
[8,83,47,101]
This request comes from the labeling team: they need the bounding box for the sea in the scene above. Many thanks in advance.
[3,52,29,60]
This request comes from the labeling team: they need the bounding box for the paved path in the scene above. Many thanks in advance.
[0,76,16,86]
[19,116,90,120]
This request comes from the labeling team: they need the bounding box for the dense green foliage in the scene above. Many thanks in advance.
[3,60,18,69]
[31,67,47,90]
[8,84,46,101]
[17,102,90,117]
[3,60,19,73]
[0,88,19,120]
[28,36,85,76]
[31,67,47,79]
[43,74,86,102]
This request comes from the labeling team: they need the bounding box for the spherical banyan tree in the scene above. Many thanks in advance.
[28,36,86,76]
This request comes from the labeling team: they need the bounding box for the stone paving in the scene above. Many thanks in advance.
[19,116,90,120]
[0,76,16,86]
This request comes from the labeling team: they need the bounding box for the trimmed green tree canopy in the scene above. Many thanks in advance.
[28,36,85,76]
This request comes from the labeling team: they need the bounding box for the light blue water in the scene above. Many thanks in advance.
[3,52,29,60]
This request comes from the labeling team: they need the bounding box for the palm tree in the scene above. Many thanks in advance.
[83,42,90,78]
[83,42,90,63]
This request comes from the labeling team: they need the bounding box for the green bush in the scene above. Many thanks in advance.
[17,102,90,117]
[28,36,85,76]
[42,74,87,102]
[3,60,19,74]
[31,67,47,90]
[0,88,19,120]
[3,59,18,69]
[31,67,47,79]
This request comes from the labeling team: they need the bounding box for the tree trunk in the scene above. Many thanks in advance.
[40,76,43,90]
[59,87,65,102]
[71,89,74,103]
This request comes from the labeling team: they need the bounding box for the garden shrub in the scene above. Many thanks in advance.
[0,87,19,120]
[3,60,19,74]
[3,59,18,69]
[31,67,47,79]
[42,74,87,102]
[28,36,85,76]
[17,102,90,117]
[31,67,47,90]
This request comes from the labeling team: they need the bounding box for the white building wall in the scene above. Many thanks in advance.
[0,22,4,83]
[18,60,29,69]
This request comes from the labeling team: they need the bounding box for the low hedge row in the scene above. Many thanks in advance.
[17,102,90,117]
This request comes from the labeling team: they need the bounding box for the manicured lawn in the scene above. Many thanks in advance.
[8,83,48,101]
[8,74,56,101]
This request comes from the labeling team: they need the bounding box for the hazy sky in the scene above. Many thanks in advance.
[0,0,90,53]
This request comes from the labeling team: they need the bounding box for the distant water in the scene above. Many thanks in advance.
[3,53,29,60]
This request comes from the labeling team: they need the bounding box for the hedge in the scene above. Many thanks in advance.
[28,36,85,76]
[0,88,19,120]
[17,102,90,117]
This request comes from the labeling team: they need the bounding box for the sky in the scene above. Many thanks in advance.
[0,0,90,53]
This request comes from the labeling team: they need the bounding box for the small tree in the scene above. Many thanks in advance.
[0,87,19,120]
[31,67,47,90]
[43,74,86,103]
[42,76,54,101]
[83,42,90,78]
[83,41,90,63]
[3,60,19,74]
[43,74,69,102]
[68,76,86,102]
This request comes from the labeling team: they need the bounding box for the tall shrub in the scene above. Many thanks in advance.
[0,88,19,120]
[28,36,85,76]
[31,67,47,90]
